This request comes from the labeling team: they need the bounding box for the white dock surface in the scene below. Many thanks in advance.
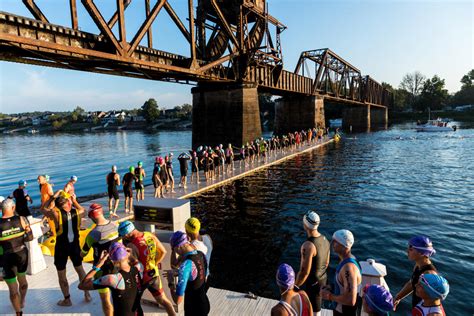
[0,256,332,315]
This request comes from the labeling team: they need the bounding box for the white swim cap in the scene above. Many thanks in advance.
[303,211,320,230]
[332,229,354,248]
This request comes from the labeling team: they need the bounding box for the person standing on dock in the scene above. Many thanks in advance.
[393,236,438,310]
[118,221,176,316]
[169,231,210,316]
[178,152,191,189]
[295,211,330,316]
[0,198,33,316]
[412,273,449,316]
[64,175,78,199]
[184,217,213,279]
[122,166,136,214]
[153,157,164,198]
[134,161,146,201]
[79,242,144,316]
[81,203,119,316]
[320,229,361,316]
[190,152,200,184]
[166,153,176,193]
[11,180,33,218]
[106,166,120,218]
[42,190,92,306]
[271,263,313,316]
[361,284,394,316]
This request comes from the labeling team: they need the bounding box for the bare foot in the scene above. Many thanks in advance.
[84,291,92,302]
[57,298,72,306]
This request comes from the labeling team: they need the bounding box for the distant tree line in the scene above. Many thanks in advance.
[382,69,474,112]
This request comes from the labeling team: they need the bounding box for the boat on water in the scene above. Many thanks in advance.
[27,128,39,134]
[415,118,456,132]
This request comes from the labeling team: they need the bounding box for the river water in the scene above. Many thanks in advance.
[1,124,473,314]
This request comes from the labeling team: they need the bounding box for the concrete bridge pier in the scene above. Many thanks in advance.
[191,83,261,148]
[371,106,388,130]
[342,105,371,132]
[274,95,325,135]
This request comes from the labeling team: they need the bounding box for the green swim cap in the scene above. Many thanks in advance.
[137,161,143,167]
[129,166,135,172]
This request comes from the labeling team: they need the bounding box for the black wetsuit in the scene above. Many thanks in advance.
[191,156,198,173]
[12,188,31,217]
[122,172,135,198]
[303,235,330,312]
[0,216,28,280]
[93,265,142,316]
[184,252,210,316]
[54,207,83,270]
[134,167,144,191]
[178,155,191,177]
[107,172,119,200]
[152,163,161,188]
[159,164,168,185]
[411,263,437,307]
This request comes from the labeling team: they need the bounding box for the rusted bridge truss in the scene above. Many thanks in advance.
[0,0,392,107]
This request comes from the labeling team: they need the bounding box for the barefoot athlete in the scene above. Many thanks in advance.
[0,198,33,316]
[81,203,119,315]
[134,161,146,201]
[42,190,91,306]
[122,166,136,214]
[106,166,120,218]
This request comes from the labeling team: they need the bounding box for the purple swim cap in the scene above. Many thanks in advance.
[409,236,436,257]
[364,284,394,314]
[109,242,128,261]
[170,231,188,248]
[276,264,295,290]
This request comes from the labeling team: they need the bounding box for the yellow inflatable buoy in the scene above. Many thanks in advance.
[41,236,56,256]
[334,134,341,142]
[40,244,52,256]
[79,227,95,263]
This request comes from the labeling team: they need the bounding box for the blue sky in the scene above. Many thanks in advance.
[0,0,472,114]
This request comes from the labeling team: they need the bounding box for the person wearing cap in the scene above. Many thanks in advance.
[178,152,191,189]
[79,242,144,316]
[11,180,33,218]
[81,203,119,315]
[134,161,146,201]
[122,167,136,214]
[0,198,33,316]
[118,221,175,316]
[362,284,394,316]
[412,273,448,316]
[166,153,176,193]
[64,176,78,199]
[190,151,200,183]
[181,217,213,279]
[169,231,210,316]
[42,190,91,306]
[271,263,313,316]
[295,211,330,316]
[393,236,437,310]
[106,166,121,218]
[38,174,56,235]
[153,157,164,198]
[320,229,362,316]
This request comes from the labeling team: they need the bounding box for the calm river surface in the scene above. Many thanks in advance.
[1,123,473,314]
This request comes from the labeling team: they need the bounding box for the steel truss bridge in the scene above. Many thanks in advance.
[0,0,392,108]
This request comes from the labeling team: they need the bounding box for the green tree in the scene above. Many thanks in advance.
[399,71,426,110]
[141,98,160,123]
[414,75,448,111]
[451,69,474,106]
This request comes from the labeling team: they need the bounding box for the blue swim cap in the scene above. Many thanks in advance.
[109,242,128,261]
[276,263,295,290]
[364,284,394,315]
[409,235,436,257]
[18,180,27,187]
[71,175,78,181]
[118,221,135,237]
[170,231,188,248]
[137,161,143,167]
[419,274,449,300]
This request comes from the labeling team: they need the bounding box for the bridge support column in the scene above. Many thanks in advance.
[274,95,325,135]
[370,106,388,130]
[191,83,261,148]
[342,105,371,132]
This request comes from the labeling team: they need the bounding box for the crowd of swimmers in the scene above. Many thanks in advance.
[1,195,450,316]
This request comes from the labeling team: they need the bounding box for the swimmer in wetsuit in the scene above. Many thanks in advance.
[122,167,136,214]
[11,180,33,218]
[153,157,164,198]
[178,152,191,189]
[0,198,33,316]
[134,161,146,201]
[79,242,144,316]
[106,165,120,218]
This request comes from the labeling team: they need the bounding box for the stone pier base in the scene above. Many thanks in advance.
[342,105,371,132]
[371,106,388,130]
[191,84,261,148]
[274,95,325,135]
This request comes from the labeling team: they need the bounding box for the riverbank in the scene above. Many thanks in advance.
[389,109,474,123]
